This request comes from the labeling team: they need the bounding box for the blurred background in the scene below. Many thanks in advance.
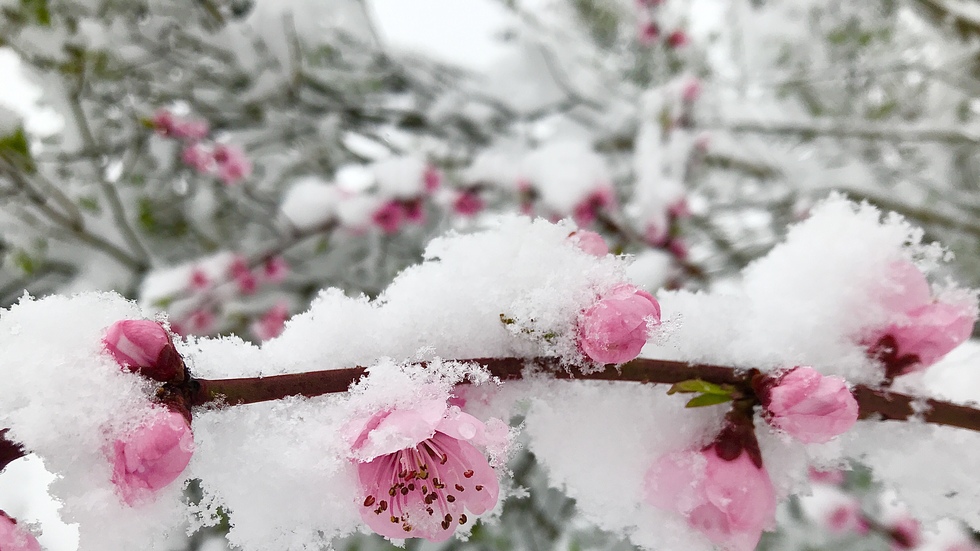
[1,0,979,549]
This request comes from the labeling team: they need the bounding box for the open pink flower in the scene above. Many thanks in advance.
[103,320,184,383]
[213,144,252,185]
[346,399,501,541]
[578,283,661,364]
[568,230,609,257]
[111,407,194,506]
[866,260,977,379]
[756,366,858,444]
[0,511,41,551]
[645,444,776,551]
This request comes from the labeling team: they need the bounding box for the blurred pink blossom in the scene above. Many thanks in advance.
[151,109,176,136]
[213,144,252,185]
[757,366,858,444]
[888,516,922,550]
[262,256,289,283]
[171,118,209,141]
[826,501,868,535]
[103,319,183,383]
[453,191,484,217]
[0,511,41,551]
[111,407,194,506]
[345,399,502,541]
[181,143,213,173]
[373,200,406,234]
[638,21,661,45]
[569,230,609,257]
[572,188,614,226]
[644,444,776,551]
[251,302,290,341]
[189,267,211,290]
[667,30,689,48]
[423,165,441,193]
[578,283,661,364]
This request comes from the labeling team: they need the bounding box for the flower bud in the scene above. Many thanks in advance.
[578,284,661,364]
[111,407,194,506]
[0,511,41,551]
[103,320,184,383]
[568,230,609,257]
[757,366,858,444]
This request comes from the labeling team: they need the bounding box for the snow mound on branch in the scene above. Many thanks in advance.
[0,293,186,550]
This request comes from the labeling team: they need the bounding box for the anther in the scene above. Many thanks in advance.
[402,524,413,532]
[459,514,467,524]
[390,516,398,524]
[401,487,409,495]
[408,483,415,491]
[363,496,376,507]
[463,470,474,478]
[446,495,456,503]
[440,454,448,465]
[441,520,451,530]
[475,485,484,491]
[455,484,465,492]
[379,501,388,512]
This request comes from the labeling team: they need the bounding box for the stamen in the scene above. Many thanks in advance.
[363,496,376,507]
[408,483,415,491]
[446,495,456,503]
[475,485,484,491]
[441,519,451,530]
[379,501,388,512]
[388,487,397,497]
[440,453,448,465]
[463,470,474,478]
[459,514,467,524]
[390,516,398,524]
[455,484,465,492]
[402,524,413,532]
[400,487,409,495]
[422,485,428,494]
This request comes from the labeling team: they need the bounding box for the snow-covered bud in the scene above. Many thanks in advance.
[111,407,194,506]
[568,230,609,257]
[345,399,503,541]
[0,511,41,551]
[578,283,661,364]
[213,144,252,185]
[754,366,858,444]
[103,320,184,383]
[644,423,776,551]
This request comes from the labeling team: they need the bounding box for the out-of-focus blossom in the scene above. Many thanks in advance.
[111,407,194,506]
[262,256,289,283]
[578,283,661,364]
[572,188,614,226]
[639,21,661,45]
[251,302,290,341]
[453,191,484,217]
[373,201,406,234]
[423,166,441,193]
[667,30,689,48]
[213,144,252,185]
[569,230,609,257]
[181,143,213,173]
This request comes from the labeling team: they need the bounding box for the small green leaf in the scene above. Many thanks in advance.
[667,379,730,396]
[685,393,733,408]
[12,250,35,275]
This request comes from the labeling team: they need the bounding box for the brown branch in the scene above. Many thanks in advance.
[0,429,25,473]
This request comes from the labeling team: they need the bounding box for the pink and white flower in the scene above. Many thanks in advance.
[756,366,859,444]
[645,443,776,551]
[578,283,661,364]
[0,511,41,551]
[345,399,502,541]
[111,407,194,506]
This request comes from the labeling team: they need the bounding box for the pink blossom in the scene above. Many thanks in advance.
[808,467,845,485]
[172,309,215,337]
[668,239,689,260]
[262,256,289,283]
[572,188,614,226]
[888,516,922,550]
[644,223,669,247]
[181,143,213,173]
[103,320,184,383]
[453,191,484,217]
[826,502,868,535]
[756,366,858,444]
[229,255,258,295]
[0,511,41,551]
[877,260,932,315]
[373,201,406,234]
[667,30,689,48]
[346,400,501,541]
[578,283,661,364]
[251,302,290,341]
[423,166,441,193]
[681,79,702,104]
[171,118,209,141]
[569,230,609,257]
[638,21,661,45]
[189,267,211,290]
[151,109,176,136]
[213,144,252,185]
[403,199,426,224]
[668,197,692,219]
[644,445,776,551]
[111,407,194,506]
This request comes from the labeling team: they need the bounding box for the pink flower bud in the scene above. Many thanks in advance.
[103,320,184,383]
[667,239,689,260]
[262,256,289,283]
[0,511,41,551]
[578,284,661,364]
[171,119,209,141]
[667,30,689,48]
[681,79,702,103]
[572,188,615,227]
[189,267,211,290]
[372,200,406,234]
[181,143,213,173]
[569,230,609,257]
[111,407,194,506]
[403,199,426,224]
[645,445,776,551]
[251,302,290,341]
[213,144,252,185]
[423,165,441,193]
[638,21,661,45]
[151,109,176,136]
[756,367,858,444]
[453,191,484,217]
[888,516,922,550]
[644,223,669,247]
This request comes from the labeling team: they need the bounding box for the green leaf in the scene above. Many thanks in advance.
[668,379,730,396]
[0,127,34,172]
[12,250,35,275]
[685,393,733,408]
